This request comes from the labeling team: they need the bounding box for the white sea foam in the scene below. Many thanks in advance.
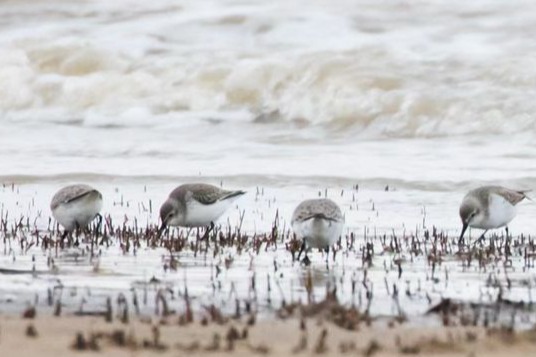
[0,0,535,189]
[1,0,536,136]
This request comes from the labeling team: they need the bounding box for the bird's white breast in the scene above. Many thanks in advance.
[183,198,235,227]
[52,193,103,231]
[292,218,343,249]
[471,193,516,229]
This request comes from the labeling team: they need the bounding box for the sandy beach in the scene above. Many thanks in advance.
[2,311,536,357]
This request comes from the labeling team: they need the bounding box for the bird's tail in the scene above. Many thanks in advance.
[520,189,533,202]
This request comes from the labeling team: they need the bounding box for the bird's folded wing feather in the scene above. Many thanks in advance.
[293,202,343,222]
[51,186,95,209]
[191,187,226,205]
[496,188,528,205]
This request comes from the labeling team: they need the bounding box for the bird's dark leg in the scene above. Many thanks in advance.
[94,213,103,239]
[202,221,215,240]
[474,230,488,246]
[297,240,306,261]
[504,226,512,256]
[60,230,69,248]
[185,227,193,238]
[74,222,81,247]
[296,240,311,266]
[297,240,310,266]
[302,254,311,266]
[325,246,330,270]
[209,221,215,235]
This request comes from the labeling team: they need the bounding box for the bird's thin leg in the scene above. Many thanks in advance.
[66,222,80,246]
[297,240,311,266]
[474,230,488,246]
[202,221,215,240]
[504,226,512,256]
[302,253,311,266]
[325,246,330,270]
[60,230,69,248]
[207,221,215,251]
[297,240,306,261]
[185,227,193,238]
[208,221,215,235]
[75,221,81,237]
[94,213,103,239]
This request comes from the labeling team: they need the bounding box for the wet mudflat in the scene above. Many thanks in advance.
[1,181,535,329]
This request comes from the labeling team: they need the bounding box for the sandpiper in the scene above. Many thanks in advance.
[50,184,103,239]
[158,183,246,235]
[458,185,529,245]
[292,198,344,266]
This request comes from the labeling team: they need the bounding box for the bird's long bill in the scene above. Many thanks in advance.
[458,223,468,245]
[157,222,167,238]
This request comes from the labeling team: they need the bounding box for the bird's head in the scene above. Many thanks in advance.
[458,198,481,244]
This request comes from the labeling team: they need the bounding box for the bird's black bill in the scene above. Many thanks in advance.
[458,223,468,245]
[157,222,167,238]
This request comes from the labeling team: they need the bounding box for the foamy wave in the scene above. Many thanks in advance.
[1,0,536,138]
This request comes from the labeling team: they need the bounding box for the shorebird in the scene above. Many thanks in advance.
[158,183,246,236]
[292,198,344,266]
[458,185,529,245]
[50,184,103,240]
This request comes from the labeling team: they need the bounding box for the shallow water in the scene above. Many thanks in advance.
[1,0,536,326]
[0,181,536,329]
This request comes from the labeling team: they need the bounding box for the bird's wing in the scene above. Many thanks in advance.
[494,187,529,206]
[292,199,343,223]
[51,185,96,210]
[185,183,245,205]
[219,190,246,201]
[190,187,221,205]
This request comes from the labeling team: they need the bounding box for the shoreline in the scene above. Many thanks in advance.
[1,312,536,356]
